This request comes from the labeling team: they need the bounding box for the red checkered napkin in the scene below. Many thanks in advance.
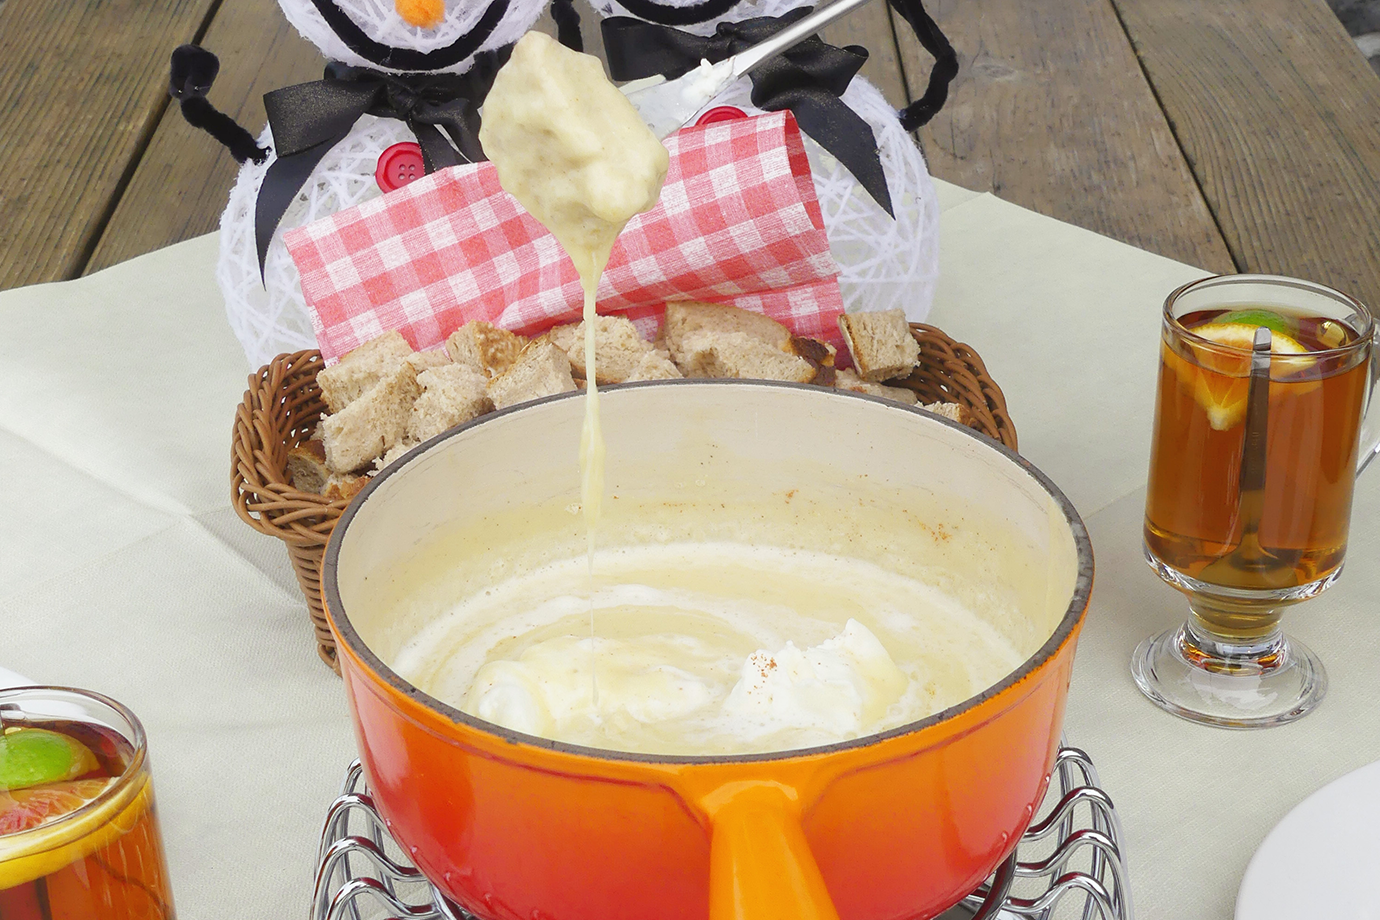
[284,111,844,365]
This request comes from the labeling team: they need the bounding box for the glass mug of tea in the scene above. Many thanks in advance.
[1132,274,1379,728]
[0,687,176,919]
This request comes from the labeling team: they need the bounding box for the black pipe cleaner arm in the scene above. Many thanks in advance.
[551,0,584,52]
[888,0,957,131]
[169,45,270,165]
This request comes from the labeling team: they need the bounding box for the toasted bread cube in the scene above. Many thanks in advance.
[790,336,836,366]
[663,301,791,367]
[316,330,414,413]
[789,335,837,384]
[446,321,526,378]
[838,310,920,382]
[285,439,331,494]
[320,363,421,473]
[835,369,919,405]
[323,473,370,502]
[676,331,815,383]
[922,401,974,426]
[407,365,494,442]
[487,341,577,410]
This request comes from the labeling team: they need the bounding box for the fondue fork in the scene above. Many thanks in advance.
[621,0,877,139]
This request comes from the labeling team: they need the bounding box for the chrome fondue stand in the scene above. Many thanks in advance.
[310,744,1133,920]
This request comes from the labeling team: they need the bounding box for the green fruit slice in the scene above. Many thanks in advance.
[1215,308,1298,338]
[0,729,100,792]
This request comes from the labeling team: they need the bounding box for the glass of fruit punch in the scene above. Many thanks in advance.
[0,687,175,919]
[1133,275,1380,728]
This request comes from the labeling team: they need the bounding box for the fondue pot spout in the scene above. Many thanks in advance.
[324,381,1093,920]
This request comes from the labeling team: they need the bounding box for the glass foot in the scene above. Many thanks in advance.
[1130,624,1327,728]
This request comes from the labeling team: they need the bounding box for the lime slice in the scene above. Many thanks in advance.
[0,778,116,835]
[1175,322,1312,430]
[0,728,100,792]
[1215,308,1298,338]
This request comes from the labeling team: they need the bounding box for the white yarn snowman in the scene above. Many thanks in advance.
[590,0,953,323]
[217,0,554,367]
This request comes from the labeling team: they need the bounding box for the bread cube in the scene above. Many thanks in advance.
[545,315,664,384]
[838,310,920,382]
[625,349,682,382]
[320,363,421,473]
[405,348,452,373]
[922,401,974,426]
[675,331,815,383]
[446,321,526,379]
[487,342,577,410]
[664,301,791,366]
[407,365,493,442]
[316,330,414,413]
[835,369,919,405]
[285,439,331,494]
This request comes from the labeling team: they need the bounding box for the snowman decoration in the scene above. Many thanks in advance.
[592,0,955,322]
[182,0,565,367]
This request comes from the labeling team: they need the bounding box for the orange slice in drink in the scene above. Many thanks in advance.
[1172,322,1312,431]
[0,778,116,835]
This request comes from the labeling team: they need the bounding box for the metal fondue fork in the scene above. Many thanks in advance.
[621,0,878,139]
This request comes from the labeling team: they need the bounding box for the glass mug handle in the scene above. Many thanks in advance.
[1361,325,1380,475]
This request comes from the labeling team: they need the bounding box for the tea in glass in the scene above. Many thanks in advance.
[0,688,175,919]
[1133,275,1379,728]
[1146,307,1369,599]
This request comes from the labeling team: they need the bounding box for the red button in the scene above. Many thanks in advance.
[375,142,426,193]
[696,106,748,126]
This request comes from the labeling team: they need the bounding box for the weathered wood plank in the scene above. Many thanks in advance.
[0,0,218,289]
[86,0,323,274]
[1111,0,1380,312]
[891,0,1235,272]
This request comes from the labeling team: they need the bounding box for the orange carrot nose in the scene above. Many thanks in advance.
[396,0,445,28]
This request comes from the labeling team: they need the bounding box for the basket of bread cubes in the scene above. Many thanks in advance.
[232,302,1016,672]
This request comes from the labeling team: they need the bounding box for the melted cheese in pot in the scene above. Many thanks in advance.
[394,543,1025,756]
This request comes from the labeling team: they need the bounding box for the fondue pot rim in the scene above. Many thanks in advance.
[323,379,1094,765]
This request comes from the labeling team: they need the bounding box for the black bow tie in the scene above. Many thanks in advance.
[253,52,509,278]
[603,11,894,216]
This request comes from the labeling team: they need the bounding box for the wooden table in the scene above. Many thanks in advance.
[1,0,1378,310]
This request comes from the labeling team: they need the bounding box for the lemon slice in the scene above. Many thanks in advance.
[1174,322,1313,430]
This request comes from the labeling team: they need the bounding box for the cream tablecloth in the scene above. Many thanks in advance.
[2,180,1377,919]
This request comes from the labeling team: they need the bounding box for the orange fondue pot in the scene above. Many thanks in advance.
[324,381,1093,920]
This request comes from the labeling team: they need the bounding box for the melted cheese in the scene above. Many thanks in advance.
[479,31,669,532]
[395,543,1024,756]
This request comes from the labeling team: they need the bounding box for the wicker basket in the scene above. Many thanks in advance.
[231,325,1018,673]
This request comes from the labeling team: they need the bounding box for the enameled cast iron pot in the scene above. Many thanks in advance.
[323,381,1094,920]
